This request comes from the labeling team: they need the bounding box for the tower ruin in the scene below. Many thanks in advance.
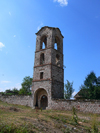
[32,26,64,109]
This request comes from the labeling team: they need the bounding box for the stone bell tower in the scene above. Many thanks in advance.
[32,26,64,109]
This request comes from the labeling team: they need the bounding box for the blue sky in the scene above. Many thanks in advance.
[0,0,100,97]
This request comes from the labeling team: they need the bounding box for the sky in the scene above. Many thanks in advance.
[0,0,100,97]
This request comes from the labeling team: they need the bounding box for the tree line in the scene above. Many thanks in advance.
[64,71,100,100]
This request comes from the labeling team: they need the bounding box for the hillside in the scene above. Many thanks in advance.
[0,100,100,133]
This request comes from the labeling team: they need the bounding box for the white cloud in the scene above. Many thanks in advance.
[37,22,43,31]
[54,0,68,6]
[0,88,4,92]
[1,81,11,84]
[9,83,21,90]
[9,11,11,16]
[13,35,16,37]
[0,42,5,51]
[72,91,77,97]
[0,83,21,92]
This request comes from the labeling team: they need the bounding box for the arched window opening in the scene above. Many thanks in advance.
[54,37,60,50]
[40,72,43,79]
[42,42,45,49]
[40,53,44,65]
[56,54,60,67]
[54,43,57,50]
[40,95,48,109]
[40,36,47,49]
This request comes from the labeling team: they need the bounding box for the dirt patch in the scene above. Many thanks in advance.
[0,106,20,112]
[9,107,20,112]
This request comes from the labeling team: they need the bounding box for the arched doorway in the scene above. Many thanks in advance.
[40,95,48,109]
[34,88,48,109]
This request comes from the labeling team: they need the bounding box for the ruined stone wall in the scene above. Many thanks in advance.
[1,94,100,114]
[49,99,100,114]
[0,95,33,107]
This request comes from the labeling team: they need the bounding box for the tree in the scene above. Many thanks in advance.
[3,88,19,95]
[19,76,33,95]
[12,88,19,95]
[64,80,74,99]
[84,71,97,87]
[79,71,100,99]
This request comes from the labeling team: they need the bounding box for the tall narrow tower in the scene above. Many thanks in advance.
[32,26,64,109]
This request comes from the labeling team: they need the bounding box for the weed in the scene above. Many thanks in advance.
[62,127,72,133]
[84,126,91,133]
[91,114,98,133]
[72,106,78,125]
[48,115,60,121]
[0,101,100,133]
[0,122,36,133]
[41,107,42,112]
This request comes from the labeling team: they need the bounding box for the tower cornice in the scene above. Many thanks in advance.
[36,26,64,38]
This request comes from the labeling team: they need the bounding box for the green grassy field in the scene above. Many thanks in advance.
[0,100,100,133]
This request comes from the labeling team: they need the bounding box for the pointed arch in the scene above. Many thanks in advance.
[54,36,60,51]
[40,35,47,49]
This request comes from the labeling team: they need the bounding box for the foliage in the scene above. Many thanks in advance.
[0,122,35,133]
[19,76,33,95]
[84,71,97,87]
[64,80,74,99]
[12,88,19,95]
[0,92,5,95]
[91,115,98,133]
[5,89,12,94]
[0,88,19,96]
[72,106,78,125]
[79,71,100,99]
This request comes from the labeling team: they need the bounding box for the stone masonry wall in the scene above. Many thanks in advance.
[0,95,33,107]
[52,65,63,82]
[34,49,51,66]
[50,99,100,114]
[52,81,64,99]
[1,94,100,114]
[33,65,51,81]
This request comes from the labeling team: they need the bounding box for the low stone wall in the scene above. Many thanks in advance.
[0,95,100,114]
[0,95,33,107]
[50,99,100,114]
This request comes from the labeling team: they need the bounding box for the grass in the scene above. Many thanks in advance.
[0,100,100,133]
